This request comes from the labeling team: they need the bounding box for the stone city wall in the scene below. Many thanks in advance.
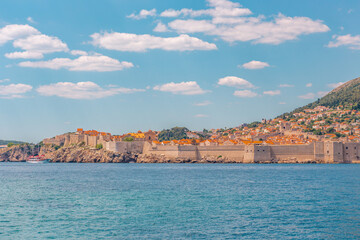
[141,141,360,163]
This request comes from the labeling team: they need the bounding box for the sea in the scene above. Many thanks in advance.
[0,163,360,239]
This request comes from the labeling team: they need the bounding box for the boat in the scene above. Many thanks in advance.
[26,155,50,163]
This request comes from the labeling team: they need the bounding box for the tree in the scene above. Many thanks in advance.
[96,143,103,149]
[158,127,189,141]
[123,137,134,142]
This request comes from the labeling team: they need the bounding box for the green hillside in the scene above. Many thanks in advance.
[279,77,360,118]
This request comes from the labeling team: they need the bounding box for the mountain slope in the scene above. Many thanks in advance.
[290,77,360,115]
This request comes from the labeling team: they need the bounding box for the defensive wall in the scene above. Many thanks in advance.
[44,133,360,163]
[105,141,144,154]
[142,141,360,163]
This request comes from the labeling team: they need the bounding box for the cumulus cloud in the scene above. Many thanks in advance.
[328,82,344,89]
[327,34,360,50]
[5,34,69,59]
[0,83,32,99]
[153,22,169,32]
[298,93,315,99]
[70,50,88,56]
[5,51,44,59]
[91,32,217,52]
[168,20,217,33]
[19,55,134,72]
[306,83,312,87]
[127,9,156,19]
[153,81,208,95]
[160,0,251,18]
[168,14,329,44]
[241,60,269,69]
[0,24,39,45]
[194,100,212,106]
[233,90,258,98]
[155,0,330,45]
[279,84,294,88]
[37,82,144,99]
[218,76,255,89]
[263,90,280,96]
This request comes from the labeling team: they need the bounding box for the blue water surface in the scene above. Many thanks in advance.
[0,163,360,239]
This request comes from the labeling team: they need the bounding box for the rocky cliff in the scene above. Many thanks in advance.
[0,144,137,163]
[0,144,34,162]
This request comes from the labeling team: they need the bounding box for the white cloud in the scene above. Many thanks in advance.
[153,81,208,95]
[0,83,32,99]
[0,24,39,45]
[153,22,169,32]
[0,78,10,83]
[161,0,329,45]
[195,114,208,118]
[306,83,312,87]
[37,82,144,99]
[91,32,217,52]
[263,90,280,96]
[194,100,212,106]
[279,84,294,88]
[241,60,269,69]
[299,91,329,99]
[234,90,258,98]
[70,50,88,56]
[5,34,69,59]
[127,9,156,20]
[19,55,134,72]
[317,91,328,97]
[327,34,360,50]
[5,51,43,59]
[168,14,329,44]
[168,20,217,33]
[27,17,35,24]
[328,82,344,89]
[298,93,315,99]
[218,76,254,88]
[160,0,251,18]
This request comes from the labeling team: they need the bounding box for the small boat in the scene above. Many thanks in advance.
[26,155,50,163]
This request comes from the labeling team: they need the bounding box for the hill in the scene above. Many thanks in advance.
[280,77,360,118]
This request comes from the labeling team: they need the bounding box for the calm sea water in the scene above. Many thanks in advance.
[1,163,360,239]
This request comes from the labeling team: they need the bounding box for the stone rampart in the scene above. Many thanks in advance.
[105,141,144,154]
[270,144,315,162]
[141,142,360,163]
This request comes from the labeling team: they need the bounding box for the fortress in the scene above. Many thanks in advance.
[42,129,360,164]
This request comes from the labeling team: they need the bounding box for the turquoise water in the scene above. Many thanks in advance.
[1,163,360,239]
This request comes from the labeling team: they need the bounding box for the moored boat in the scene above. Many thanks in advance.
[26,155,50,163]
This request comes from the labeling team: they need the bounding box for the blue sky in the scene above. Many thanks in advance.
[0,0,359,142]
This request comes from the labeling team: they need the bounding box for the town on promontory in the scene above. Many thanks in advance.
[2,77,360,164]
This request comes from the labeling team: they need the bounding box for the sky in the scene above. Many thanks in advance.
[0,0,360,143]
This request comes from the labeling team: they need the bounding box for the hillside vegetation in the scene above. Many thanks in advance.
[279,77,360,119]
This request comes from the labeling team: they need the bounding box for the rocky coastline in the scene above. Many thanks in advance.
[0,144,323,164]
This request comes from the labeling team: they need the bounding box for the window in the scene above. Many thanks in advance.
[346,147,348,149]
